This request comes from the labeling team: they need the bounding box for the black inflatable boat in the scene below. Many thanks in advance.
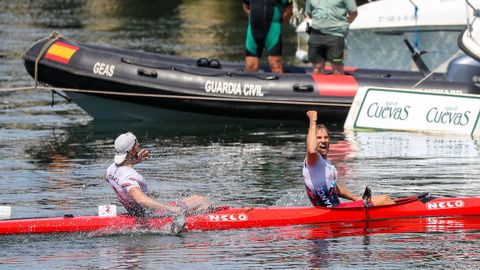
[22,33,480,121]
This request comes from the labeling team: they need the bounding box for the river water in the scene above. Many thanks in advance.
[1,1,480,269]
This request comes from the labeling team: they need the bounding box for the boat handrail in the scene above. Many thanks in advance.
[120,57,280,81]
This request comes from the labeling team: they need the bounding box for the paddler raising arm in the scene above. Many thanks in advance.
[303,110,395,207]
[105,132,210,217]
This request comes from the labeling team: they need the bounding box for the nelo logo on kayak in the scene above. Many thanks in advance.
[93,62,115,77]
[205,80,263,97]
[426,200,465,209]
[209,214,248,222]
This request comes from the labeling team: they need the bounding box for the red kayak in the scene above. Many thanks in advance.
[1,194,479,235]
[246,216,480,241]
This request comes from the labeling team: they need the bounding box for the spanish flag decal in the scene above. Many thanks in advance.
[45,41,79,64]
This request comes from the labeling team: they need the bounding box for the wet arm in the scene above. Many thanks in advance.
[306,111,318,165]
[336,183,361,201]
[347,10,358,24]
[128,187,180,213]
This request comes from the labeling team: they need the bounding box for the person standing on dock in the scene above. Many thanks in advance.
[243,0,293,74]
[105,132,210,216]
[305,0,357,75]
[303,110,395,207]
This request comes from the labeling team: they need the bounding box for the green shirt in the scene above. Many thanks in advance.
[305,0,357,37]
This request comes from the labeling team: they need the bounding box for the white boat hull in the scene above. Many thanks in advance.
[351,0,473,32]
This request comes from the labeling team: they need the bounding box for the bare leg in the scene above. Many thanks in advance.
[268,55,283,74]
[245,56,260,72]
[312,61,325,74]
[331,63,344,75]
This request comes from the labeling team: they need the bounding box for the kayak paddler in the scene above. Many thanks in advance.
[303,110,396,207]
[105,132,211,217]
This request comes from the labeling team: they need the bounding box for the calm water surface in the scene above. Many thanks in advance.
[1,1,479,269]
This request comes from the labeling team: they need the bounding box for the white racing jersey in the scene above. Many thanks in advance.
[303,152,340,207]
[105,163,149,215]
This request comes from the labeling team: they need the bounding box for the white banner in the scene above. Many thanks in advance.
[345,87,480,136]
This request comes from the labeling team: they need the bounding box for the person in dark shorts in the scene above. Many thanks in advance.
[243,0,293,74]
[305,0,357,75]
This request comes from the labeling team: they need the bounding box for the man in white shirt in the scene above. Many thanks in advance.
[105,132,210,216]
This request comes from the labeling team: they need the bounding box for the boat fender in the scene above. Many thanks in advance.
[295,50,308,63]
[293,84,313,92]
[137,68,158,78]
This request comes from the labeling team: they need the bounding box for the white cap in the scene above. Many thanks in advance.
[114,132,137,165]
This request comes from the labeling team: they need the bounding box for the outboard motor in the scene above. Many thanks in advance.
[445,55,480,90]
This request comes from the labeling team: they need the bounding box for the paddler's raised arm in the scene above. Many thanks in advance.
[306,110,318,165]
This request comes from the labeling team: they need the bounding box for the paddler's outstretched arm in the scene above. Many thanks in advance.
[128,187,181,214]
[336,183,361,201]
[306,110,319,165]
